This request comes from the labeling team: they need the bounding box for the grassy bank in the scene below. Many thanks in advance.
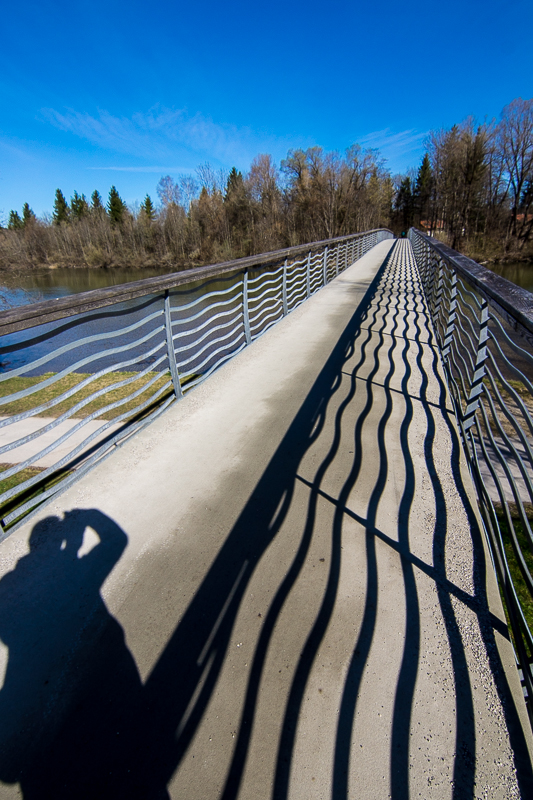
[0,370,175,420]
[494,505,533,648]
[0,368,190,528]
[0,464,72,530]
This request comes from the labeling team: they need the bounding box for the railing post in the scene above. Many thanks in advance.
[282,259,288,316]
[463,298,489,431]
[441,271,458,363]
[323,246,328,285]
[164,290,183,399]
[335,245,339,277]
[427,242,433,283]
[423,239,430,284]
[243,269,252,344]
[306,252,311,298]
[430,258,445,326]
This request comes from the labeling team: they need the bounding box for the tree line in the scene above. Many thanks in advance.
[393,98,533,258]
[0,148,392,271]
[1,97,532,272]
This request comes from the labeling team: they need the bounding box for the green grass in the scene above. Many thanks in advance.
[0,368,199,528]
[0,370,175,420]
[494,505,533,640]
[489,376,533,404]
[0,464,73,530]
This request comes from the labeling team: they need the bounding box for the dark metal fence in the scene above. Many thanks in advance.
[0,228,393,537]
[409,227,533,723]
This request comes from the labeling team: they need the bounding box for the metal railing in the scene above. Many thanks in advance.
[409,227,533,722]
[0,228,393,536]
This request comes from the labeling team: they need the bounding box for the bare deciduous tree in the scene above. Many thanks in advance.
[156,176,180,208]
[497,98,533,248]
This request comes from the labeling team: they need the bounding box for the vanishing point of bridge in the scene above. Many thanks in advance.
[0,233,532,798]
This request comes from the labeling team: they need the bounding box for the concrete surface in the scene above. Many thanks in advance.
[0,416,123,468]
[0,240,531,799]
[474,436,533,506]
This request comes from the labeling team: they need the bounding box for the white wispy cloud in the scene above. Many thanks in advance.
[356,128,427,167]
[40,106,295,168]
[88,166,194,173]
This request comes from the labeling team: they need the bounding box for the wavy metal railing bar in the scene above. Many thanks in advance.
[409,227,533,724]
[0,228,392,536]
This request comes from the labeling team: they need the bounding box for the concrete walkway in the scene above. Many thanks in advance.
[0,240,531,799]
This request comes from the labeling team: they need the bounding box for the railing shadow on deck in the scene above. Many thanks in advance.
[0,229,391,536]
[0,242,532,799]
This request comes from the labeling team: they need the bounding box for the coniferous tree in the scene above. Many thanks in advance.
[224,167,249,250]
[414,153,433,226]
[71,191,89,220]
[395,177,415,232]
[53,189,70,225]
[141,194,156,220]
[225,167,244,198]
[91,190,104,212]
[22,203,35,226]
[107,186,126,224]
[8,210,23,230]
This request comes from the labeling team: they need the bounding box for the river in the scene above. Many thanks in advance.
[0,266,248,377]
[0,258,530,377]
[1,257,532,310]
[483,261,533,294]
[0,266,183,309]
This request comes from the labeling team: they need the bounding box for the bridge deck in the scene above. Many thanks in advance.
[0,240,531,798]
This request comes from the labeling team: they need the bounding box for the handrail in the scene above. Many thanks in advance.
[409,226,533,725]
[0,228,393,536]
[410,228,533,345]
[0,229,392,336]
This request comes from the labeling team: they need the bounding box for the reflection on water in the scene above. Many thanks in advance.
[0,266,183,308]
[485,261,533,294]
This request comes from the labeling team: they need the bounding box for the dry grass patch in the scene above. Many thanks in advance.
[0,463,72,529]
[0,371,175,420]
[493,504,533,646]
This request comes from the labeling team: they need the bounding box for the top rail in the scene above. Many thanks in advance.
[410,228,533,345]
[0,229,392,336]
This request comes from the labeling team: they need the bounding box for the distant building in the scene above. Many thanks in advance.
[420,220,445,236]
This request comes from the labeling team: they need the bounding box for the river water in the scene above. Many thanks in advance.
[1,257,532,309]
[0,258,530,377]
[0,263,290,379]
[483,261,533,294]
[0,266,249,377]
[0,266,181,309]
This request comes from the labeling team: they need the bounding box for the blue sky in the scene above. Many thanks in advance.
[1,0,531,220]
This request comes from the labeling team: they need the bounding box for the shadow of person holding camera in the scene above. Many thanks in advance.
[0,509,165,799]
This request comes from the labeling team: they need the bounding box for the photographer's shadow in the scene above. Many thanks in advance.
[0,509,162,800]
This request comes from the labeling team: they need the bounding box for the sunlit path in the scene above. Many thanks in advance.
[0,240,531,799]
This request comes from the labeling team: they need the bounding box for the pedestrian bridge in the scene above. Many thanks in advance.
[0,232,532,798]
